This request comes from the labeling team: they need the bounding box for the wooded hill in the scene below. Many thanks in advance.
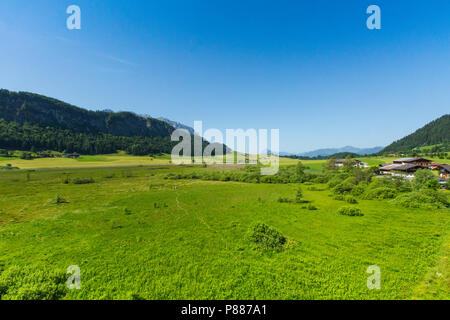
[0,90,197,155]
[382,114,450,154]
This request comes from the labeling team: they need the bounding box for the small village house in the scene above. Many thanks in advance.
[434,164,450,180]
[335,159,369,168]
[379,163,427,179]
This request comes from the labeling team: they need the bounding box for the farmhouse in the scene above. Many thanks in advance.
[335,159,369,168]
[379,163,427,179]
[392,158,431,166]
[434,164,450,179]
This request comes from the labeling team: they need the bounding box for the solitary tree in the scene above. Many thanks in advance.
[325,158,337,171]
[343,155,356,172]
[295,187,304,203]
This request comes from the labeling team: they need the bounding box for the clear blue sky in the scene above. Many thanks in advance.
[0,0,449,153]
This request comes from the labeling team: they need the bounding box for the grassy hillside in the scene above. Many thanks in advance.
[0,164,448,299]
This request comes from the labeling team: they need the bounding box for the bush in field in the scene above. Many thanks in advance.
[0,164,18,170]
[312,175,329,184]
[295,187,304,203]
[307,204,318,210]
[72,177,95,185]
[62,175,70,184]
[333,182,354,195]
[368,177,411,193]
[337,206,364,217]
[308,186,326,191]
[345,196,358,204]
[352,168,374,184]
[248,223,286,250]
[55,195,68,204]
[393,189,448,209]
[343,177,357,185]
[328,175,346,188]
[333,194,345,201]
[425,179,441,191]
[412,169,439,191]
[121,171,133,178]
[277,197,292,203]
[351,185,366,197]
[364,187,397,200]
[0,266,67,300]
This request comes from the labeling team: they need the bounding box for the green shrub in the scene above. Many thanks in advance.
[121,171,133,178]
[412,169,439,191]
[295,187,303,203]
[351,185,366,197]
[343,177,357,185]
[0,266,66,300]
[308,186,326,191]
[55,195,68,204]
[345,196,358,204]
[62,175,70,184]
[328,176,346,188]
[333,194,345,201]
[337,206,364,217]
[307,204,318,210]
[248,223,286,250]
[277,197,292,203]
[333,182,354,195]
[312,175,329,184]
[72,177,96,184]
[364,187,397,200]
[393,190,448,209]
[0,164,19,170]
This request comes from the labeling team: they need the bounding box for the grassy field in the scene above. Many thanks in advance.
[2,153,448,171]
[0,164,448,300]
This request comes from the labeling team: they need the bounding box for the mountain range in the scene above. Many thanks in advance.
[279,146,384,158]
[0,89,448,157]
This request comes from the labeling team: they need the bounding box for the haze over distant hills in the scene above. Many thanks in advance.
[279,146,384,158]
[157,117,195,135]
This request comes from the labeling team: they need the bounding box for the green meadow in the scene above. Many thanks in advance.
[0,161,448,300]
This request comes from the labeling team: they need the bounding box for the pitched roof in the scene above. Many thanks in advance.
[393,158,431,163]
[380,163,425,172]
[437,164,450,173]
[379,164,401,171]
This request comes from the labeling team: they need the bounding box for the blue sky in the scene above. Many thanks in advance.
[0,0,449,153]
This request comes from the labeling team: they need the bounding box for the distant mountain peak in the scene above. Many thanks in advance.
[297,146,383,158]
[157,117,195,135]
